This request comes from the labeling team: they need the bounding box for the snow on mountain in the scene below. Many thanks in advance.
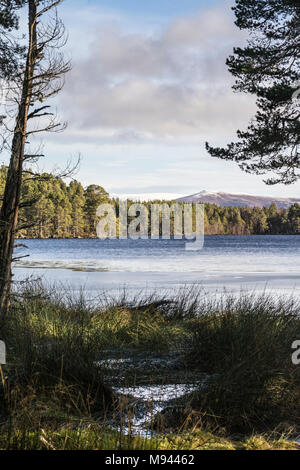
[176,191,300,209]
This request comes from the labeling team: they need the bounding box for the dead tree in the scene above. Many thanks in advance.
[0,0,70,319]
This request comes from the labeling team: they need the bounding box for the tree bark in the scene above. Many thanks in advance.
[0,1,37,319]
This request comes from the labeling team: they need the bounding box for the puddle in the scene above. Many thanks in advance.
[98,355,211,436]
[97,354,184,374]
[115,384,198,402]
[98,358,133,370]
[111,380,210,437]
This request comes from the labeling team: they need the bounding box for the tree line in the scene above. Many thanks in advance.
[1,166,299,238]
[0,0,298,318]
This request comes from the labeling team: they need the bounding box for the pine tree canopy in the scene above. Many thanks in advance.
[206,0,300,185]
[0,1,25,79]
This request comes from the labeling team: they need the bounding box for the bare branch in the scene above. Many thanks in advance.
[37,0,64,18]
[27,105,51,119]
[12,255,30,262]
[0,0,71,314]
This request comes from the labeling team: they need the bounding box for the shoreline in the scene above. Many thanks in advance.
[15,234,300,240]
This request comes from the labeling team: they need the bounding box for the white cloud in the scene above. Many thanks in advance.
[61,5,256,143]
[163,8,241,46]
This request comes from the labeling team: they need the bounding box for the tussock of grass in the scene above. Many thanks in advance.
[183,293,300,433]
[0,283,299,449]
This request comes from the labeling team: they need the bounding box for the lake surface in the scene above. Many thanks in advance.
[13,236,300,297]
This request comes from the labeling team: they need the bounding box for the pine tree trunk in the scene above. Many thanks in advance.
[0,1,37,320]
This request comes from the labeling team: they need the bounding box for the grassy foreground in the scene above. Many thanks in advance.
[0,283,300,450]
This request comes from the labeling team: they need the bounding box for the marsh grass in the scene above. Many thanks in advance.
[181,293,300,433]
[0,283,299,449]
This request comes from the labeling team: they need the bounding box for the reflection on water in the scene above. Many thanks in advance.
[115,384,198,401]
[112,384,199,437]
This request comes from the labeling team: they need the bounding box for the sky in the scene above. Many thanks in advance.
[7,0,300,199]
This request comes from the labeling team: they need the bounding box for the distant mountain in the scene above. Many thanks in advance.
[176,191,300,209]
